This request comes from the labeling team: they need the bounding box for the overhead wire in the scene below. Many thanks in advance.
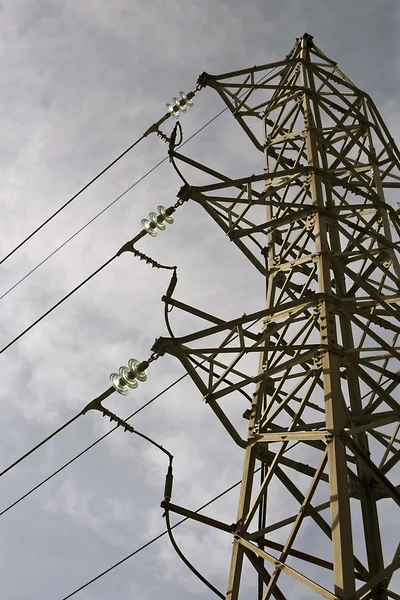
[0,255,116,357]
[157,279,225,600]
[0,134,146,267]
[2,360,230,599]
[162,298,256,598]
[0,66,276,325]
[90,388,219,597]
[0,309,258,515]
[164,507,225,599]
[0,412,82,479]
[0,371,189,517]
[60,469,261,600]
[0,107,227,304]
[2,67,282,594]
[168,121,190,187]
[163,280,254,598]
[0,108,229,359]
[59,434,311,598]
[0,259,181,485]
[0,155,168,303]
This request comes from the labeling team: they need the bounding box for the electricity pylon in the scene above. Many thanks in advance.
[155,33,400,600]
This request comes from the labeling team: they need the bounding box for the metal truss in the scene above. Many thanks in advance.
[154,34,400,600]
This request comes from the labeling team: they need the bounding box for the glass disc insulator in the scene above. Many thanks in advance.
[119,366,138,389]
[110,372,129,395]
[179,91,193,106]
[157,205,174,224]
[150,212,166,231]
[141,218,158,237]
[128,358,147,382]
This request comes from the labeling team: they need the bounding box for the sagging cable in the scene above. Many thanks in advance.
[166,267,178,298]
[159,389,224,600]
[164,267,178,337]
[162,504,225,599]
[169,121,189,186]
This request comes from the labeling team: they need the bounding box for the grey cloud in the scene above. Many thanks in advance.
[0,1,399,599]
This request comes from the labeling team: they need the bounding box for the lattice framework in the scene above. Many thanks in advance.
[154,34,400,600]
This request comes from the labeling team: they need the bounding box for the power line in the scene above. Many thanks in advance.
[0,88,201,269]
[60,469,256,600]
[0,155,168,303]
[0,320,257,516]
[0,236,180,357]
[0,107,227,304]
[0,71,272,352]
[0,372,189,517]
[1,312,260,518]
[164,506,225,599]
[0,413,81,479]
[0,255,116,357]
[8,65,313,597]
[0,134,146,267]
[0,110,229,359]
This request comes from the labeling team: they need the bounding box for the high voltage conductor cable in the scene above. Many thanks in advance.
[0,307,255,513]
[0,106,227,304]
[0,90,197,268]
[0,413,82,479]
[0,318,175,481]
[0,204,179,358]
[0,349,157,481]
[0,308,257,514]
[0,155,168,303]
[160,438,225,599]
[60,470,261,600]
[163,506,224,599]
[0,371,190,517]
[0,255,116,356]
[86,353,223,600]
[0,134,143,266]
[0,68,273,303]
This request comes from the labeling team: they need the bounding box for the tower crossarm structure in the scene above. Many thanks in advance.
[154,34,400,600]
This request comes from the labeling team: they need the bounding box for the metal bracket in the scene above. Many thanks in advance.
[81,389,134,433]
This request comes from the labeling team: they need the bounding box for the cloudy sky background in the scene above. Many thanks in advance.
[0,1,399,599]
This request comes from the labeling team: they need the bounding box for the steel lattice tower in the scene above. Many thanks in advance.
[155,34,400,600]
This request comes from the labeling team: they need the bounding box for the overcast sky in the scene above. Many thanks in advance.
[0,1,399,599]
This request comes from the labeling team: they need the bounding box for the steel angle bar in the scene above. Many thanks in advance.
[260,450,329,598]
[255,431,332,442]
[339,432,400,506]
[237,537,339,600]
